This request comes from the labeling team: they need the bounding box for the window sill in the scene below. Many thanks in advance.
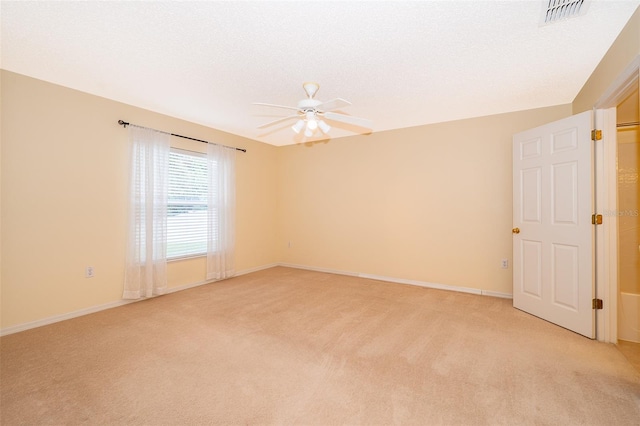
[168,254,206,263]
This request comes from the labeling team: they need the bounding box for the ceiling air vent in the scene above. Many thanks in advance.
[540,0,591,25]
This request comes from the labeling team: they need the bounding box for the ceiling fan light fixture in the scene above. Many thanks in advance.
[304,128,313,137]
[305,110,318,132]
[291,119,304,134]
[318,120,331,134]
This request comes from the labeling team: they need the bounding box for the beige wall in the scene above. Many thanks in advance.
[0,70,279,329]
[277,105,572,295]
[573,7,640,113]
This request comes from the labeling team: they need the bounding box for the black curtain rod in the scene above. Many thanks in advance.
[118,120,247,153]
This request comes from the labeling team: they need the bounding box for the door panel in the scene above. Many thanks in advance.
[552,162,578,224]
[522,168,541,222]
[551,243,579,310]
[513,111,594,338]
[521,240,542,298]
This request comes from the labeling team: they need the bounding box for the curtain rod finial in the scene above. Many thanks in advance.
[118,120,129,128]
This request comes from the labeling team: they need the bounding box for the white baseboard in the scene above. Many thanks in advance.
[166,263,279,294]
[358,272,482,295]
[0,263,279,337]
[480,290,513,299]
[277,262,360,277]
[278,263,513,300]
[360,273,512,299]
[236,263,280,276]
[1,262,511,337]
[0,299,137,337]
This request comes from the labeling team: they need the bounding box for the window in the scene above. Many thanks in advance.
[167,148,208,259]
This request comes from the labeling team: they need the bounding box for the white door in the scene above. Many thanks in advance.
[513,111,594,338]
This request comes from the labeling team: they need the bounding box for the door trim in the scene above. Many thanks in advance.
[593,54,639,343]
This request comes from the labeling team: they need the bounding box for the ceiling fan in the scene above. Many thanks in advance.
[254,82,372,138]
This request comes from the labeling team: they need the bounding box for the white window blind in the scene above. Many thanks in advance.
[167,148,208,259]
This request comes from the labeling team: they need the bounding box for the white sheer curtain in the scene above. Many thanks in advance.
[206,143,236,280]
[123,125,171,299]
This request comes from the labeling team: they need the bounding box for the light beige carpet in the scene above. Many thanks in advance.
[1,266,639,425]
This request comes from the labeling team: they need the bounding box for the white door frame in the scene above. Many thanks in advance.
[593,55,639,343]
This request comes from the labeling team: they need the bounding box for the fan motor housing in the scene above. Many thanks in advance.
[297,99,322,111]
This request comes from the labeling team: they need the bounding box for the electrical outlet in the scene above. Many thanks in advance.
[501,259,509,269]
[85,266,95,278]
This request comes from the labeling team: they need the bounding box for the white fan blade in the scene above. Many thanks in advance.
[317,98,351,112]
[258,115,299,128]
[324,111,372,129]
[253,102,300,111]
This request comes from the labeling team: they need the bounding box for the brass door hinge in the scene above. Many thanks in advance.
[592,214,603,225]
[591,129,602,141]
[592,298,603,310]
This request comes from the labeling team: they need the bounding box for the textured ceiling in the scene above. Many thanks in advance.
[1,1,639,146]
